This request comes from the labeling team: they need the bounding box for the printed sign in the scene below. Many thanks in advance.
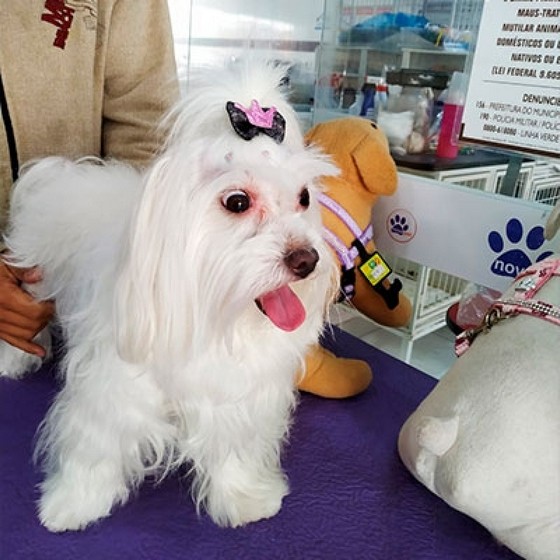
[372,174,559,292]
[461,0,560,157]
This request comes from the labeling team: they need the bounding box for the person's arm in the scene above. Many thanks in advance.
[0,0,179,356]
[102,0,180,166]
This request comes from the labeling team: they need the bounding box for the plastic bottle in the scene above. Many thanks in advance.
[360,83,376,117]
[348,90,364,115]
[372,83,388,122]
[436,72,467,159]
[376,83,388,109]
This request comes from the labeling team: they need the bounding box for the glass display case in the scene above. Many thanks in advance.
[312,0,482,125]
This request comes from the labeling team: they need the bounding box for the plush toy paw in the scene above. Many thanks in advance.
[352,275,413,328]
[298,344,372,399]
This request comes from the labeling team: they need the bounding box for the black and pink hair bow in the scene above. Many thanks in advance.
[226,99,286,143]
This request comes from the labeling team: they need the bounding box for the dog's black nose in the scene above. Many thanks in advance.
[284,248,319,279]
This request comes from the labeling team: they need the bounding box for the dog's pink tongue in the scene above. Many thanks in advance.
[258,285,306,332]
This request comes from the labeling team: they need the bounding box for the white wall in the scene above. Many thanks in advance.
[186,0,324,41]
[168,0,325,101]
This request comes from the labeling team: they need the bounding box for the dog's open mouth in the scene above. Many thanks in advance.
[256,285,306,332]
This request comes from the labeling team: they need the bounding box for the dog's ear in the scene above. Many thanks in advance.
[113,154,198,366]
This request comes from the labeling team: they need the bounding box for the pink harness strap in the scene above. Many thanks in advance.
[455,257,560,357]
[494,257,560,324]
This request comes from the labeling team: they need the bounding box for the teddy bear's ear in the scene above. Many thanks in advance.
[351,133,398,196]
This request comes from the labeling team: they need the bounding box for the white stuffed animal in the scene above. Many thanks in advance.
[398,205,560,560]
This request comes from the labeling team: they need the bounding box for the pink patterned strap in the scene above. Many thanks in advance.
[455,257,560,357]
[509,257,560,299]
[454,335,472,357]
[495,256,560,325]
[492,297,560,326]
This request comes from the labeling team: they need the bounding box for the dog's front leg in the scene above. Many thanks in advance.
[36,354,173,532]
[181,385,294,527]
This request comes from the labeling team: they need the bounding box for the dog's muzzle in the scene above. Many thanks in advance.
[254,248,319,333]
[284,248,319,279]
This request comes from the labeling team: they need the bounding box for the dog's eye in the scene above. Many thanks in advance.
[299,188,310,209]
[222,190,251,213]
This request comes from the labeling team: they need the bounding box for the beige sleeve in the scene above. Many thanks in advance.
[102,0,180,167]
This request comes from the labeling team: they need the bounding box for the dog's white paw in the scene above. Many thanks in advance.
[38,471,127,532]
[0,341,43,379]
[205,467,288,527]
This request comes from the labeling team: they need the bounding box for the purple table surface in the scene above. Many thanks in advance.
[1,327,521,560]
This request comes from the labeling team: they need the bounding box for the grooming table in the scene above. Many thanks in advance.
[0,327,521,560]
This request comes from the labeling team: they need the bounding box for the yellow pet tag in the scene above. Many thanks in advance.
[359,252,391,287]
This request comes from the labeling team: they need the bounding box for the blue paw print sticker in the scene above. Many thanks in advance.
[488,218,553,278]
[387,209,416,243]
[390,214,409,236]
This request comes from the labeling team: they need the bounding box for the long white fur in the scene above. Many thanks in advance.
[0,62,339,531]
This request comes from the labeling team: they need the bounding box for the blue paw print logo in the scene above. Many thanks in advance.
[387,209,416,243]
[390,214,409,236]
[488,218,553,278]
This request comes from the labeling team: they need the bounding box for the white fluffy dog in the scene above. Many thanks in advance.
[0,63,338,532]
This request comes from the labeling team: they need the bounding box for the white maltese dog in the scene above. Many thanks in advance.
[0,62,339,531]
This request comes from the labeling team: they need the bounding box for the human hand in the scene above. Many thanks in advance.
[0,259,55,356]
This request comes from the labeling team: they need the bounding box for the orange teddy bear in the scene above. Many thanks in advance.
[297,117,412,398]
